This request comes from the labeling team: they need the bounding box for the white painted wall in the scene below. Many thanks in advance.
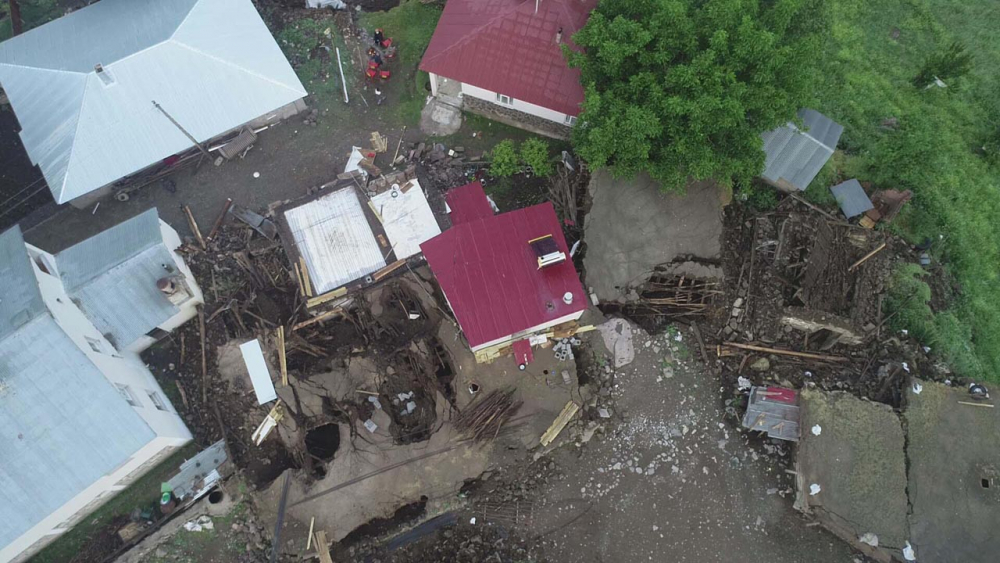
[125,221,204,354]
[3,242,196,563]
[3,437,186,563]
[470,309,586,352]
[460,82,576,125]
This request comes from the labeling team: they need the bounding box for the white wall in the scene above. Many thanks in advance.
[3,437,186,563]
[471,309,586,352]
[25,249,192,440]
[460,82,575,125]
[125,221,204,354]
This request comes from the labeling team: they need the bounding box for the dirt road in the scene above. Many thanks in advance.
[531,319,858,563]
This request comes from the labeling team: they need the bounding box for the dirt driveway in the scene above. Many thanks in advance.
[531,317,858,562]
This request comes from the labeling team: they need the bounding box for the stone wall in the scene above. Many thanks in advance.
[462,96,571,140]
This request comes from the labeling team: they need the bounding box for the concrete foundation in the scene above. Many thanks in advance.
[461,95,571,140]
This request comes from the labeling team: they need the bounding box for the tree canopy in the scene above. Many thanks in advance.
[567,0,827,190]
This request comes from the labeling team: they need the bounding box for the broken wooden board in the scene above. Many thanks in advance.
[370,131,388,153]
[307,286,348,309]
[540,401,580,446]
[314,530,334,563]
[277,326,288,386]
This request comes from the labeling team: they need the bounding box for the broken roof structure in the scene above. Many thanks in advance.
[420,0,597,117]
[54,209,184,349]
[0,0,306,203]
[829,179,874,219]
[761,109,843,192]
[278,180,441,299]
[741,386,801,441]
[421,182,587,353]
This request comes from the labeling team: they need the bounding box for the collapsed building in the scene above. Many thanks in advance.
[0,210,201,562]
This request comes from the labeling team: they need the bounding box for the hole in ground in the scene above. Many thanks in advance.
[982,478,991,489]
[208,490,224,504]
[337,496,429,550]
[305,423,341,462]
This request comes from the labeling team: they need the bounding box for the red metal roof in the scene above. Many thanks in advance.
[446,181,494,225]
[420,201,587,349]
[419,0,596,116]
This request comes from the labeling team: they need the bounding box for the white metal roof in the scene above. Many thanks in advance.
[0,0,307,203]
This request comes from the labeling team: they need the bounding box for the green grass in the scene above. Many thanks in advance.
[811,0,1000,381]
[31,443,200,563]
[0,0,63,42]
[359,1,443,126]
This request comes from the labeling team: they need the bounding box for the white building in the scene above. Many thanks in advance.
[0,209,202,563]
[419,0,597,139]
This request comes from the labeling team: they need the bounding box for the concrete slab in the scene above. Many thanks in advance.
[419,96,463,137]
[796,389,909,562]
[583,170,723,302]
[906,380,1000,563]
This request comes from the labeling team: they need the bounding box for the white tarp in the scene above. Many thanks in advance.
[370,179,441,259]
[240,339,277,405]
[344,146,366,177]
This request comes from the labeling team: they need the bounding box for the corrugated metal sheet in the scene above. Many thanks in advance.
[830,179,874,219]
[761,109,843,191]
[370,180,441,260]
[420,199,587,349]
[0,315,155,549]
[0,0,307,203]
[0,227,45,341]
[166,439,228,500]
[284,188,387,294]
[56,209,180,349]
[446,181,494,225]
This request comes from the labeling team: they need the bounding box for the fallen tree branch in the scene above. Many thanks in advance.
[719,342,848,363]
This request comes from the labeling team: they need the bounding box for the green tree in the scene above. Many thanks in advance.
[490,139,519,177]
[567,0,827,191]
[913,42,973,89]
[520,138,552,176]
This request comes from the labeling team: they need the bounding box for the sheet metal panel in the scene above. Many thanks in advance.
[370,180,441,260]
[0,227,45,340]
[0,0,306,203]
[0,316,155,548]
[239,339,277,405]
[284,188,386,294]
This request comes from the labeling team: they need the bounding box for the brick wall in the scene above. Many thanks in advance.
[462,96,572,140]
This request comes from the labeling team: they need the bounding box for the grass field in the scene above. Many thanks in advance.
[808,0,1000,381]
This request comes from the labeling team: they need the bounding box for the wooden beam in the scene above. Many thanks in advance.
[848,242,887,272]
[291,308,343,332]
[207,198,233,241]
[307,287,347,309]
[298,257,313,297]
[372,259,406,281]
[314,530,333,563]
[720,342,848,363]
[198,306,208,403]
[183,205,206,250]
[306,517,315,550]
[540,401,580,446]
[958,401,995,408]
[277,326,288,386]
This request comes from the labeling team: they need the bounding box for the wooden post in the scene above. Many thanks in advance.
[199,306,208,403]
[720,342,847,363]
[9,0,23,36]
[335,47,349,104]
[392,126,406,163]
[277,326,288,386]
[183,205,207,250]
[848,242,887,272]
[207,198,233,241]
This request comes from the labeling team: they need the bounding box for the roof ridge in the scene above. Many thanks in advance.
[423,0,536,67]
[55,73,94,204]
[168,40,307,97]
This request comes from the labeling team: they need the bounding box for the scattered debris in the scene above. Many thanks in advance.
[454,389,522,443]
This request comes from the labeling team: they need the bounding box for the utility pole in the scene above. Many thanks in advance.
[151,100,212,159]
[9,0,23,36]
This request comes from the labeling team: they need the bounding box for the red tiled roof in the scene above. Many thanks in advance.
[419,0,596,116]
[446,181,494,225]
[420,200,586,350]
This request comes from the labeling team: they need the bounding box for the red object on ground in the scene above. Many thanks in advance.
[380,70,391,79]
[760,386,798,405]
[446,181,494,225]
[381,38,393,49]
[419,0,597,116]
[420,196,587,350]
[366,68,377,78]
[512,339,533,367]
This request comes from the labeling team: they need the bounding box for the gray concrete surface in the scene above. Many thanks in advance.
[420,96,463,137]
[533,318,857,562]
[583,170,724,302]
[797,389,909,561]
[906,380,1000,563]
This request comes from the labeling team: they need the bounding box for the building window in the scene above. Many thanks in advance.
[85,336,104,354]
[564,115,577,126]
[116,384,139,407]
[146,327,170,341]
[496,93,514,105]
[147,391,168,411]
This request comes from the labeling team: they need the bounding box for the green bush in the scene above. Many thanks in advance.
[739,184,779,212]
[913,41,974,89]
[490,139,519,177]
[520,138,552,177]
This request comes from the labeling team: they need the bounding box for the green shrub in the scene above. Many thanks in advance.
[739,184,779,212]
[490,140,519,177]
[520,138,551,177]
[913,41,973,89]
